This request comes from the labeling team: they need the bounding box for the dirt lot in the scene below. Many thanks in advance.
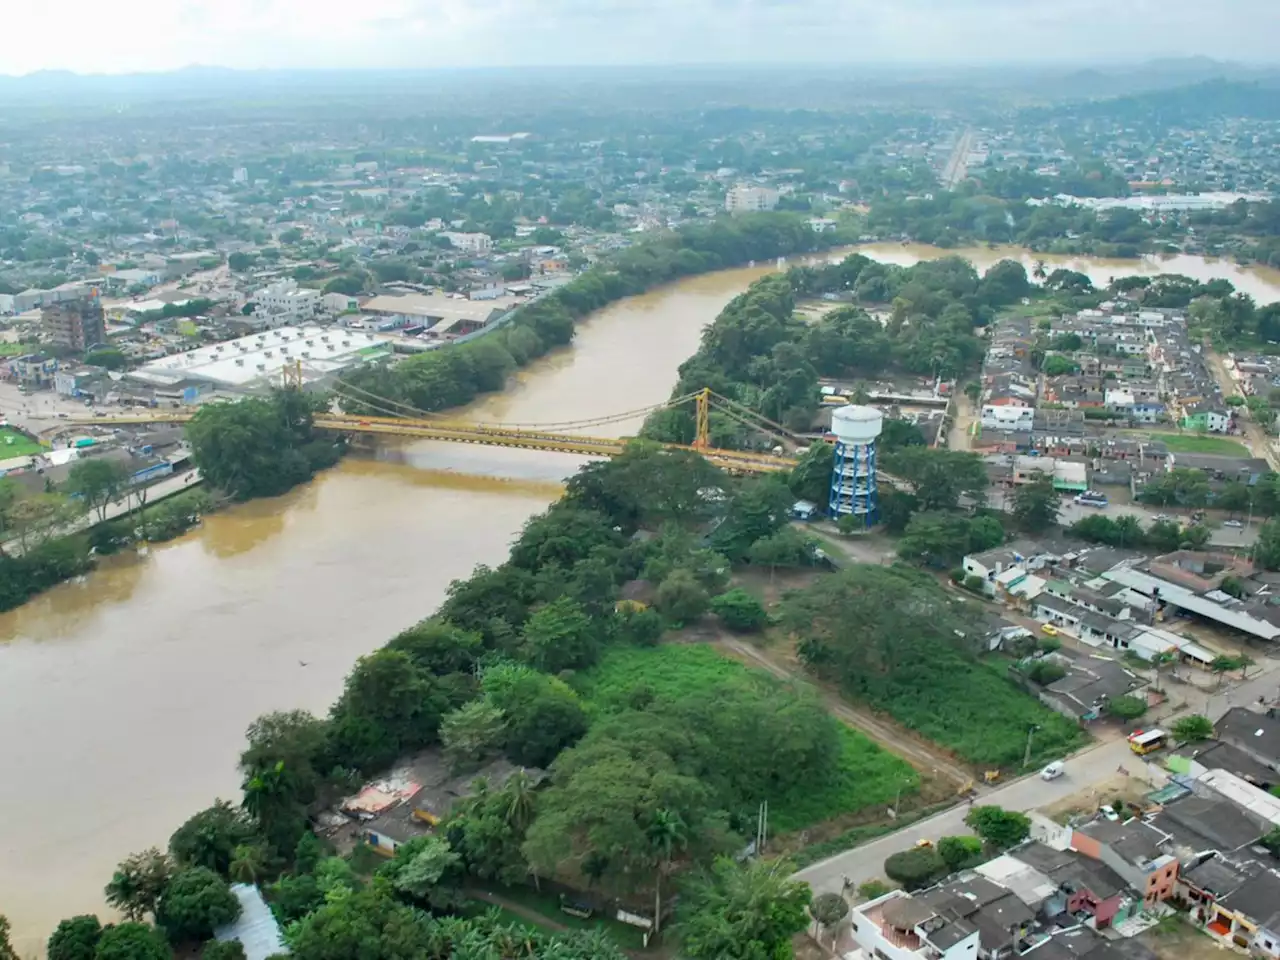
[1039,774,1155,825]
[1142,917,1231,960]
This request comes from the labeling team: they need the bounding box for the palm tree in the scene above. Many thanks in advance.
[229,843,269,885]
[501,770,537,834]
[1033,259,1047,282]
[646,808,688,934]
[104,848,172,921]
[1149,650,1178,692]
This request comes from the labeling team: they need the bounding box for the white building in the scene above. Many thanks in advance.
[981,403,1035,432]
[440,232,493,256]
[849,890,980,960]
[130,324,391,393]
[322,292,360,315]
[725,185,779,214]
[253,280,321,328]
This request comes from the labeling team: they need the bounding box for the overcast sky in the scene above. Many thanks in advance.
[2,0,1278,75]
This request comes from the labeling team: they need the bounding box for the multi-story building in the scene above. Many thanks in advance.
[42,294,105,350]
[725,185,779,214]
[440,232,493,256]
[253,280,321,328]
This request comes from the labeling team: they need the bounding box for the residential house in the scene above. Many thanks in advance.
[1070,820,1179,908]
[1214,706,1280,775]
[1008,842,1134,929]
[1180,401,1230,433]
[4,353,57,388]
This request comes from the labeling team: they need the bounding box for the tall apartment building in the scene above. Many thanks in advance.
[725,185,780,214]
[42,294,106,351]
[253,279,321,328]
[441,232,494,256]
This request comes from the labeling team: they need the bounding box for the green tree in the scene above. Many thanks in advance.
[809,891,850,948]
[104,849,174,921]
[857,880,892,901]
[227,844,270,886]
[1011,476,1060,532]
[646,808,689,933]
[882,447,988,512]
[655,569,711,625]
[937,835,985,870]
[521,597,599,673]
[440,699,507,770]
[884,847,947,890]
[381,836,463,910]
[200,941,247,960]
[449,774,537,886]
[66,458,128,522]
[788,444,835,504]
[898,512,973,567]
[965,806,1031,849]
[674,857,811,960]
[169,801,257,876]
[1105,695,1147,720]
[156,867,241,943]
[0,916,15,960]
[710,588,768,632]
[1171,715,1214,742]
[94,923,171,960]
[968,515,1005,552]
[1254,518,1280,570]
[48,915,103,960]
[482,662,589,768]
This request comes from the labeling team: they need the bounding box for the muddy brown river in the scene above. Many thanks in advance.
[2,247,1278,954]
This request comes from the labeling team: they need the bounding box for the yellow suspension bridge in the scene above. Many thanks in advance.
[66,380,806,475]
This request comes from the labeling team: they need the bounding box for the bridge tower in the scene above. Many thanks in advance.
[827,404,883,528]
[281,360,304,390]
[693,387,711,450]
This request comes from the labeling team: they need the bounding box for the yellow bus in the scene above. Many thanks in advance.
[1128,729,1167,755]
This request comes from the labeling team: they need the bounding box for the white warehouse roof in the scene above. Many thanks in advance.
[131,324,390,389]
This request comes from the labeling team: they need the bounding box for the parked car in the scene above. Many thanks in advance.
[1223,520,1244,528]
[1041,623,1059,636]
[1040,761,1065,781]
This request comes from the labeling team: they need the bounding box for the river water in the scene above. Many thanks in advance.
[1,247,1278,953]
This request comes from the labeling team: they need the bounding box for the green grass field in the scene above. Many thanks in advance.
[485,885,650,950]
[1150,433,1252,457]
[577,644,918,832]
[858,658,1086,769]
[0,342,39,358]
[0,428,44,458]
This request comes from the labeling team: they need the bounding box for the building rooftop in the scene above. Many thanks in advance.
[1216,706,1280,767]
[1218,868,1280,933]
[131,324,390,389]
[361,291,521,324]
[214,884,288,960]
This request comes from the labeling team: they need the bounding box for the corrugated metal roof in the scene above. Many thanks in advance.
[215,884,288,960]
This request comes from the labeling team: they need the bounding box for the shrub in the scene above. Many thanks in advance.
[655,569,710,625]
[937,835,985,870]
[1171,714,1213,742]
[857,879,892,901]
[1026,660,1067,686]
[710,588,768,632]
[965,806,1030,849]
[884,847,947,890]
[1105,695,1147,721]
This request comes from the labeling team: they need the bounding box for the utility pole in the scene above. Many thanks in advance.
[1023,723,1041,768]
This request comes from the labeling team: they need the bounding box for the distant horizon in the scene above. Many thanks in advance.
[2,56,1279,82]
[5,0,1280,77]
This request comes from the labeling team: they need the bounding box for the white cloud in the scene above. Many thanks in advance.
[1,0,1276,74]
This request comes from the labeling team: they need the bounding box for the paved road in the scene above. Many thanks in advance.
[1203,346,1280,472]
[2,469,202,557]
[941,129,975,189]
[794,666,1280,896]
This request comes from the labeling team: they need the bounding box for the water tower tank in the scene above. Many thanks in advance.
[827,404,883,527]
[830,404,884,445]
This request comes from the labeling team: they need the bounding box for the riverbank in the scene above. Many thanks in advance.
[4,246,1280,953]
[0,474,211,613]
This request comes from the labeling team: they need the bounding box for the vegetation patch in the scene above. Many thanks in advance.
[577,643,919,832]
[0,428,44,458]
[1148,433,1252,457]
[779,565,1087,768]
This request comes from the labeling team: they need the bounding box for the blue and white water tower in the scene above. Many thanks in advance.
[827,404,883,527]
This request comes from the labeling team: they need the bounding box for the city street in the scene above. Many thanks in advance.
[794,664,1280,897]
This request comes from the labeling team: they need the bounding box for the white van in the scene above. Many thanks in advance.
[1041,761,1065,781]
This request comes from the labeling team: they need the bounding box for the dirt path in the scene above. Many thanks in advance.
[714,635,974,788]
